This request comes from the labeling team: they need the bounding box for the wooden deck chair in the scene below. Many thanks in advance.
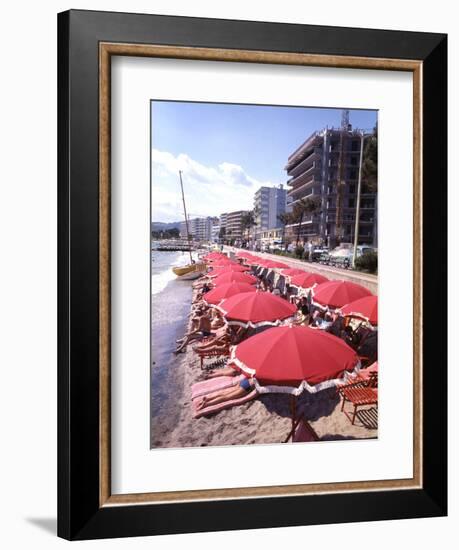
[194,346,231,369]
[340,372,378,425]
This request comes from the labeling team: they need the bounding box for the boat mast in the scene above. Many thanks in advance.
[178,170,193,264]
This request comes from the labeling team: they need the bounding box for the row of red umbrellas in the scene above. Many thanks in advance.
[203,252,376,323]
[200,253,373,414]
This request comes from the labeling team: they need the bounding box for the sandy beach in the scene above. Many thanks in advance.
[151,280,377,449]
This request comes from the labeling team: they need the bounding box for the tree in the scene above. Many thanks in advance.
[291,196,321,246]
[151,227,180,240]
[277,211,292,249]
[362,123,378,192]
[240,210,256,247]
[218,226,226,243]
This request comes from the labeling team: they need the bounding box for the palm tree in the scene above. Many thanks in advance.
[292,196,321,247]
[277,211,292,249]
[362,123,378,192]
[241,210,256,248]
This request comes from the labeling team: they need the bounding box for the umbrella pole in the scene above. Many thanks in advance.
[290,395,297,436]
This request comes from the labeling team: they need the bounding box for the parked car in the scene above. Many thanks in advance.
[328,244,377,269]
[310,246,329,262]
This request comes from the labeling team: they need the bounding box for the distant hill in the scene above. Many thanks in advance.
[151,221,181,232]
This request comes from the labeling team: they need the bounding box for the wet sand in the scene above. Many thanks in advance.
[150,276,193,447]
[151,286,377,449]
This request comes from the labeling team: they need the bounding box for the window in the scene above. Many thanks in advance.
[349,184,356,194]
[349,169,357,179]
[348,198,355,208]
[351,140,359,151]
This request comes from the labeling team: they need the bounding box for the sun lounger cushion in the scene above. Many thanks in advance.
[193,389,257,418]
[191,375,243,399]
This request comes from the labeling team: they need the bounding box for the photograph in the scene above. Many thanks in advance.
[52,6,447,542]
[150,101,379,448]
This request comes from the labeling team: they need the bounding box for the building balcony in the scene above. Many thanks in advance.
[287,151,321,178]
[287,161,320,185]
[287,174,316,194]
[285,132,322,170]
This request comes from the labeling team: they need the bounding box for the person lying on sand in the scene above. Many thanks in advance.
[193,324,249,352]
[205,366,239,379]
[193,337,231,355]
[195,376,256,411]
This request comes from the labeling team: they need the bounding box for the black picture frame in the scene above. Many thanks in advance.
[58,9,447,540]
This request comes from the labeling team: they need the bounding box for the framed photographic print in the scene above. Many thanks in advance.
[58,9,447,540]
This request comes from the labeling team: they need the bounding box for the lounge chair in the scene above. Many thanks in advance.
[340,372,378,425]
[194,346,231,369]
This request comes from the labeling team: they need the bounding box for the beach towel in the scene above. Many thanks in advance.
[193,389,257,418]
[191,374,243,399]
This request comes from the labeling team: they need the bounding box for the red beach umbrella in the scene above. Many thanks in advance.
[204,252,226,260]
[213,272,257,286]
[290,272,329,289]
[231,325,359,391]
[245,256,264,266]
[263,260,289,269]
[251,258,268,266]
[218,291,297,327]
[312,280,372,309]
[281,268,307,278]
[208,264,250,277]
[202,282,256,305]
[208,258,234,265]
[236,251,253,259]
[340,295,378,325]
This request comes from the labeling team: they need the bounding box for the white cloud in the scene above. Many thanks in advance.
[151,149,280,222]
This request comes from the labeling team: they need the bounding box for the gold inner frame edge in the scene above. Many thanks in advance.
[99,42,423,507]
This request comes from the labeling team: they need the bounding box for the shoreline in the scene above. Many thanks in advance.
[152,280,378,449]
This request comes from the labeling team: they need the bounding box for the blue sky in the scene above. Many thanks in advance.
[151,101,377,222]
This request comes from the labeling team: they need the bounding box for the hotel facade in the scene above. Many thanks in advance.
[254,185,287,232]
[179,216,217,242]
[220,210,249,244]
[285,127,377,248]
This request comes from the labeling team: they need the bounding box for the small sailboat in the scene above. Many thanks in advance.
[172,171,206,280]
[172,263,206,280]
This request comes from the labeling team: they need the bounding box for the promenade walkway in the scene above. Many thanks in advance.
[226,247,378,295]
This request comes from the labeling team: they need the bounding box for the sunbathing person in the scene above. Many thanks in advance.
[205,365,240,379]
[175,311,214,353]
[209,308,225,329]
[184,307,208,334]
[193,336,231,355]
[192,326,229,348]
[196,376,256,411]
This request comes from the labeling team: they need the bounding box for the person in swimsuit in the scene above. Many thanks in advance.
[196,376,256,411]
[175,311,214,353]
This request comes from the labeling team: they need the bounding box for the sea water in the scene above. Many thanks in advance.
[150,250,194,447]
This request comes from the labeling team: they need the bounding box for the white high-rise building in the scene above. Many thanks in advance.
[254,185,287,232]
[179,217,214,242]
